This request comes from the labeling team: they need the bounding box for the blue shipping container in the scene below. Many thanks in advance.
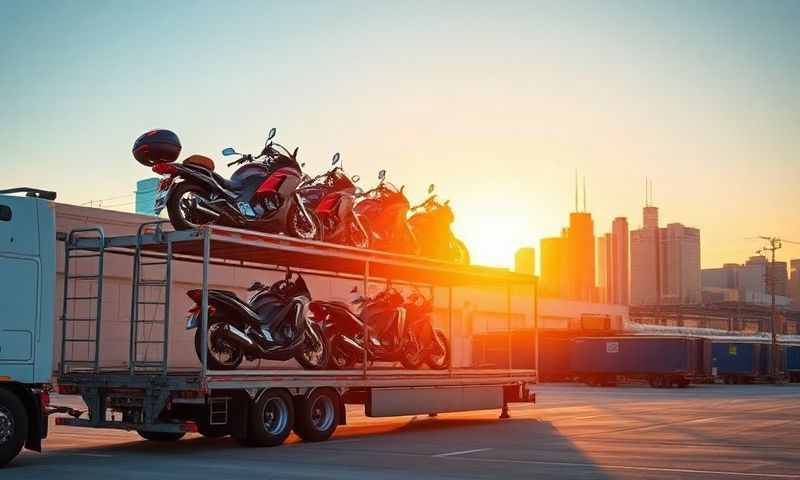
[571,336,707,376]
[712,342,760,376]
[786,345,800,372]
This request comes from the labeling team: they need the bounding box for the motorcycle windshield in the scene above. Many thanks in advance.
[289,275,312,300]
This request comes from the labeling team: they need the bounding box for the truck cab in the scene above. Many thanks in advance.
[0,188,57,466]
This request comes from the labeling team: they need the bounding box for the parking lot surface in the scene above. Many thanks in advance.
[6,384,800,479]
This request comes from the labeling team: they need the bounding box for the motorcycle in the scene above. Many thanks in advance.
[354,170,418,255]
[310,286,450,370]
[408,184,470,264]
[185,272,329,370]
[297,153,371,248]
[152,128,323,240]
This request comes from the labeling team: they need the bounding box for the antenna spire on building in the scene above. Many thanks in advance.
[583,176,587,212]
[574,169,578,212]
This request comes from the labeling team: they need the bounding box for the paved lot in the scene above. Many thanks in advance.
[5,384,800,479]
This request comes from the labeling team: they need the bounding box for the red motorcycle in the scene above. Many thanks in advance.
[408,184,470,264]
[354,171,418,255]
[297,153,370,248]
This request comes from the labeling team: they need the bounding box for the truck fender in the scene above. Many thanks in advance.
[0,384,44,452]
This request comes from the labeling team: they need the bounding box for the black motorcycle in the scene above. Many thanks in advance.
[297,153,370,248]
[152,128,322,240]
[310,287,450,370]
[186,272,329,370]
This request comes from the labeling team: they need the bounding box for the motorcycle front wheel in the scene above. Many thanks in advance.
[295,322,330,370]
[399,333,425,369]
[166,182,216,230]
[287,203,323,241]
[425,329,450,370]
[194,320,244,371]
[452,239,470,265]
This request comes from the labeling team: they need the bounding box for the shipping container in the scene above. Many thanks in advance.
[570,335,712,388]
[785,345,800,382]
[712,341,762,383]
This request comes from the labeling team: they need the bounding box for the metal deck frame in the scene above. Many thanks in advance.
[59,222,538,397]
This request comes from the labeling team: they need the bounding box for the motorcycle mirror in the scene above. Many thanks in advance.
[267,128,277,141]
[301,162,306,168]
[378,170,386,181]
[351,174,360,183]
[222,147,237,156]
[428,184,435,194]
[332,152,340,166]
[401,185,405,193]
[292,146,299,159]
[350,285,359,293]
[445,199,450,206]
[248,281,265,291]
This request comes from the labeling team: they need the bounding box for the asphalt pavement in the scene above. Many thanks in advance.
[5,383,800,479]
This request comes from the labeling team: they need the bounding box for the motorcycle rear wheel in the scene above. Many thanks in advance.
[399,334,425,369]
[166,182,215,230]
[295,323,330,370]
[194,320,244,371]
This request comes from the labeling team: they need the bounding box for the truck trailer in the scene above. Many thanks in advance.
[0,189,538,467]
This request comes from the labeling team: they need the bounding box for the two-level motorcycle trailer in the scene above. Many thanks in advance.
[56,221,537,446]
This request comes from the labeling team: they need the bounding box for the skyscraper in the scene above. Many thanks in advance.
[611,217,629,305]
[789,259,800,305]
[135,177,159,216]
[660,223,701,304]
[539,237,563,298]
[514,247,536,275]
[630,206,661,305]
[565,212,596,301]
[597,234,610,303]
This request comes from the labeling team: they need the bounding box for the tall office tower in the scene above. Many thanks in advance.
[565,212,596,301]
[539,237,563,298]
[740,255,768,295]
[660,223,701,304]
[135,178,159,215]
[514,247,536,275]
[611,217,629,305]
[597,233,613,303]
[630,206,661,305]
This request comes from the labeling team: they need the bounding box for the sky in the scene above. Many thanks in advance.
[1,0,799,270]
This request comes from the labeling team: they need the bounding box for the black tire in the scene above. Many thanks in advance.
[244,389,294,447]
[137,430,186,441]
[166,182,215,231]
[0,389,28,468]
[452,239,470,265]
[295,322,331,370]
[293,389,340,443]
[287,203,323,241]
[425,329,450,370]
[194,320,244,371]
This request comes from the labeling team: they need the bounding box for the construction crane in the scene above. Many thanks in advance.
[749,236,800,381]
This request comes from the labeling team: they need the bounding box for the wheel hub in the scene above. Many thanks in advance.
[0,406,14,444]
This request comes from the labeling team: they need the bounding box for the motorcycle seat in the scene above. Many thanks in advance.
[183,155,215,171]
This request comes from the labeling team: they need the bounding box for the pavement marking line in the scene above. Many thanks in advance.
[442,456,800,479]
[65,453,114,458]
[433,448,492,458]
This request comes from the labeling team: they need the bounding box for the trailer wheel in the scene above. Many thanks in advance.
[244,389,294,447]
[293,389,339,442]
[0,389,28,467]
[137,430,186,441]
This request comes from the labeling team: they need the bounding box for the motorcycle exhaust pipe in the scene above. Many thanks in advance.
[193,201,222,219]
[219,324,256,349]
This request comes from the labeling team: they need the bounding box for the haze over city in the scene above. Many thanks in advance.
[2,1,799,269]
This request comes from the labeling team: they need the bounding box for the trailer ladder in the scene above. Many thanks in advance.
[129,221,173,374]
[60,227,106,375]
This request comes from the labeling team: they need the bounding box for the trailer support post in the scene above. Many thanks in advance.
[448,286,453,377]
[201,228,210,377]
[363,260,370,378]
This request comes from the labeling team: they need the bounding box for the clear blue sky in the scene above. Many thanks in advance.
[2,0,799,267]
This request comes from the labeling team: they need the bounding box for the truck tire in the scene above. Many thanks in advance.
[243,389,294,447]
[293,389,339,442]
[0,389,28,468]
[137,430,186,441]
